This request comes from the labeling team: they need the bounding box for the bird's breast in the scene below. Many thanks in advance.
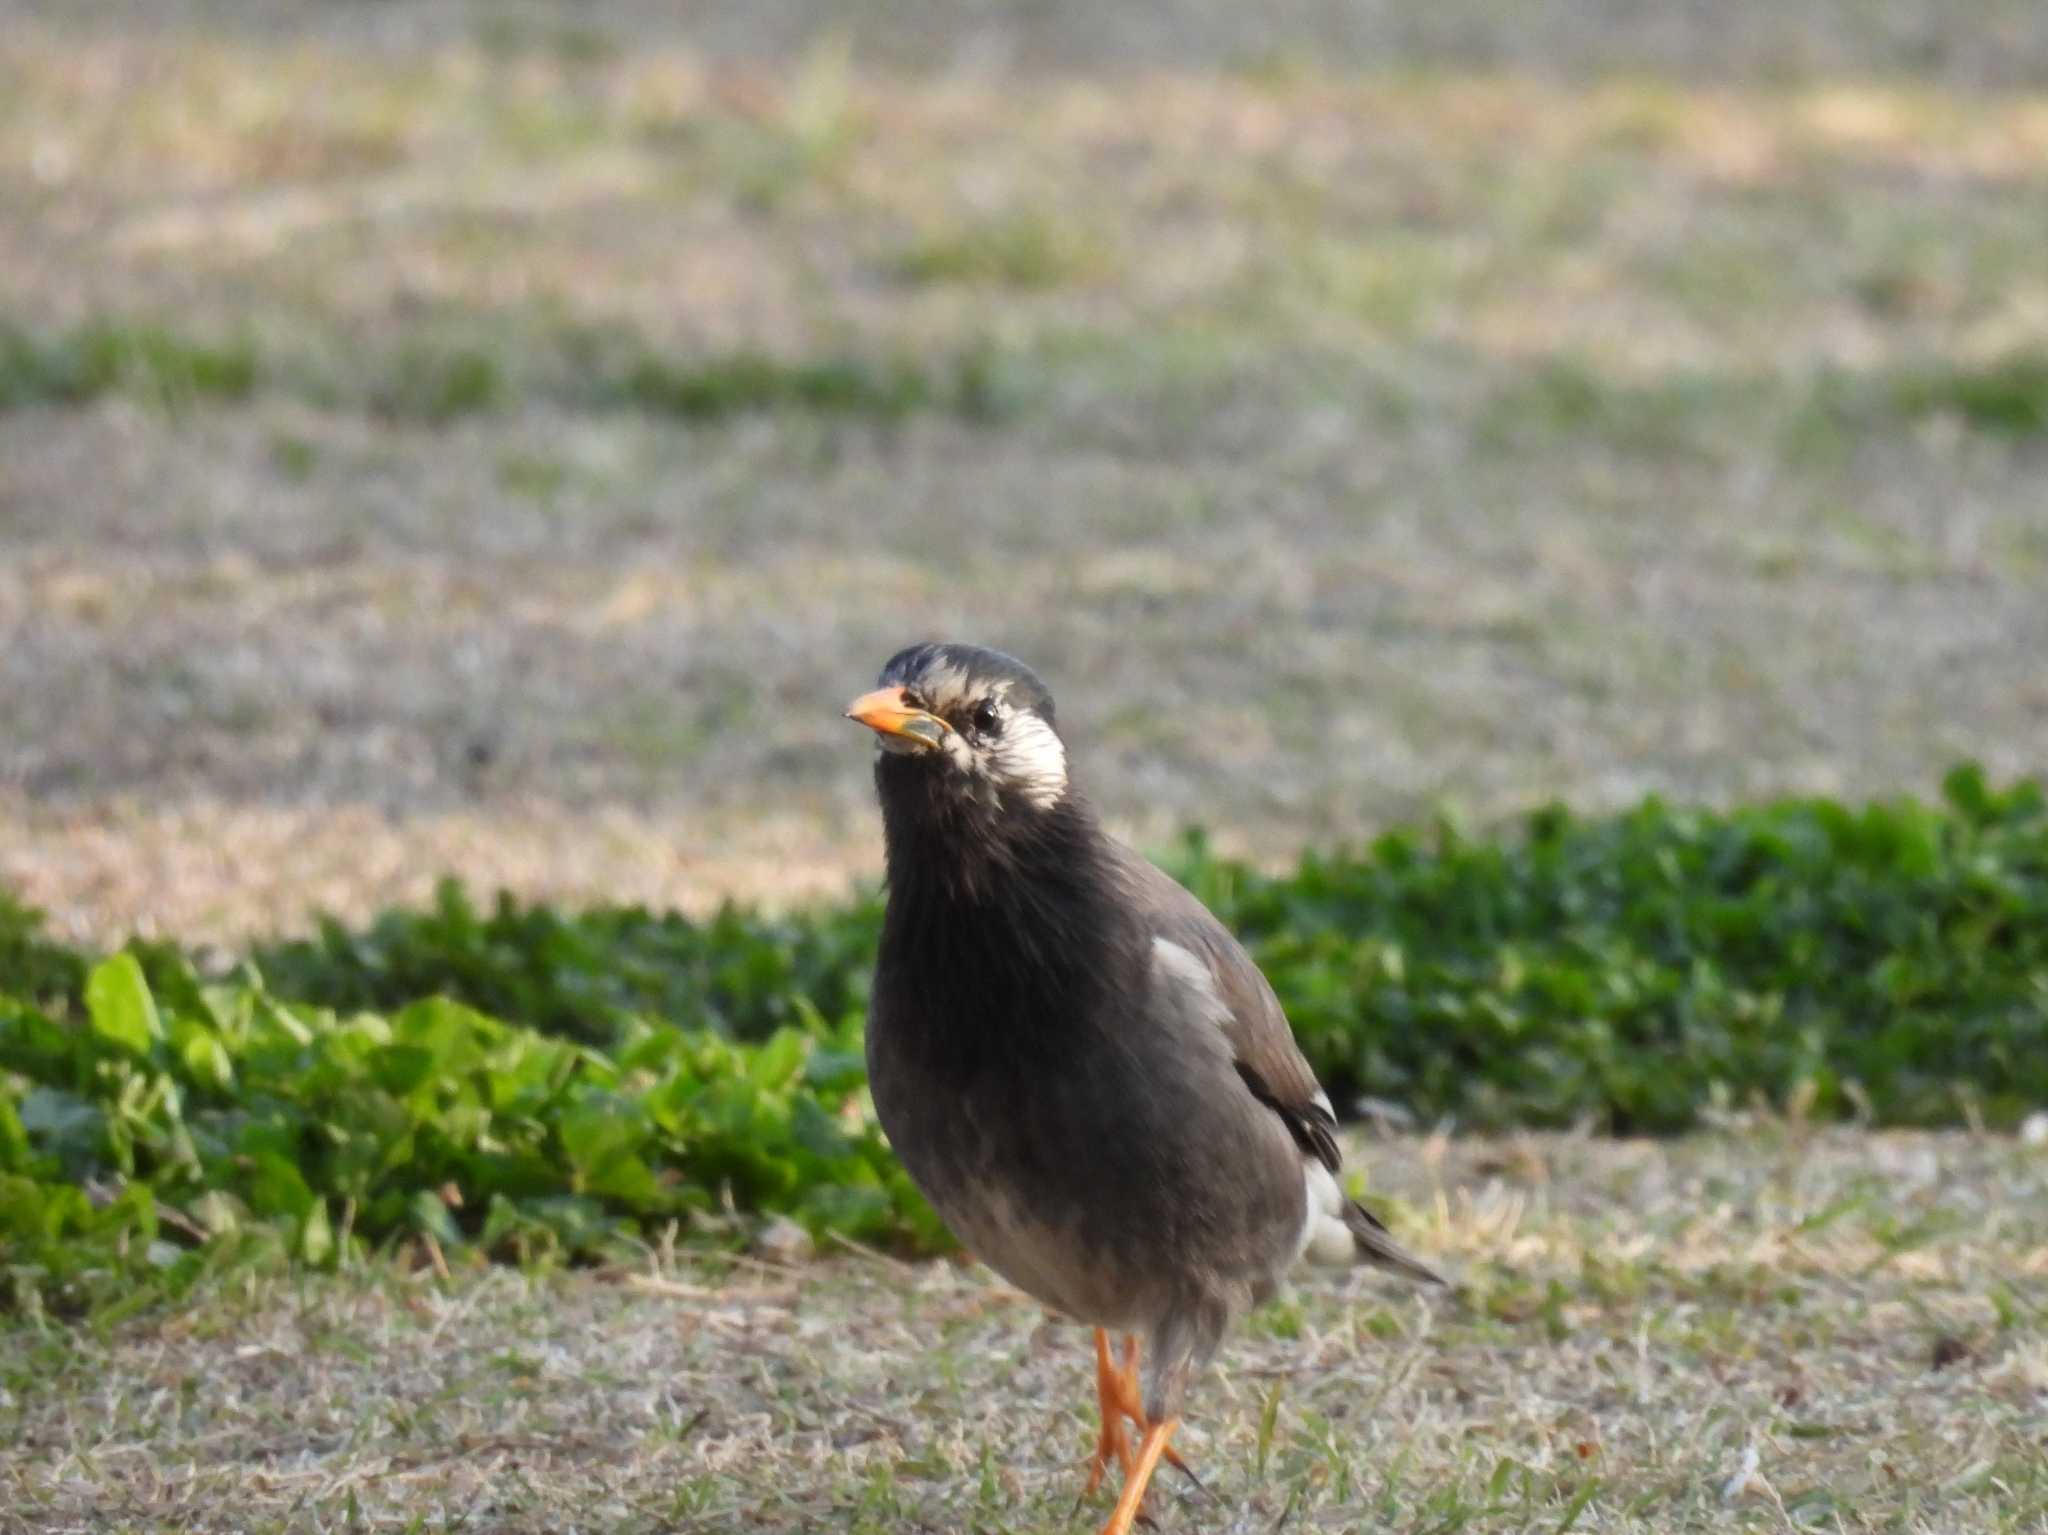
[865,1000,1159,1325]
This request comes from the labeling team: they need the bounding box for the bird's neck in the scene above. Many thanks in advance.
[880,785,1108,927]
[874,772,1131,1046]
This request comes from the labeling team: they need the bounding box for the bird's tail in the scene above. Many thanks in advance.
[1344,1199,1447,1287]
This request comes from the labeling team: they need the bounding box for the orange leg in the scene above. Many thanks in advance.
[1099,1417,1179,1535]
[1083,1328,1136,1497]
[1082,1329,1194,1503]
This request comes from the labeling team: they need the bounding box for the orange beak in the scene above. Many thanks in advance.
[844,686,948,751]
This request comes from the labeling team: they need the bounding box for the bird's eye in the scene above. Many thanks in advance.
[971,698,1002,736]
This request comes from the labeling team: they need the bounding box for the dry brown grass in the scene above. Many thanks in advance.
[5,1127,2045,1533]
[4,3,2048,944]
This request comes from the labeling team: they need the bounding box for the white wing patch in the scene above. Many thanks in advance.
[1153,935,1352,1270]
[1295,1160,1356,1267]
[1147,937,1235,1064]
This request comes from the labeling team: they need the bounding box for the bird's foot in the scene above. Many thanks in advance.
[1105,1333,1197,1481]
[1098,1416,1179,1535]
[1080,1330,1199,1511]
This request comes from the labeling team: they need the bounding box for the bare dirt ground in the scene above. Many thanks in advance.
[6,1128,2046,1533]
[2,0,2047,944]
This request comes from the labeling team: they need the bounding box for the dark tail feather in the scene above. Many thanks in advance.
[1345,1200,1447,1286]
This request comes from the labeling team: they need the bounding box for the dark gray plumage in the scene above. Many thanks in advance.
[846,642,1441,1533]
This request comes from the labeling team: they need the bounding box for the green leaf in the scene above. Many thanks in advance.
[803,1046,866,1093]
[85,953,162,1054]
[6,766,2048,1319]
[790,1095,852,1161]
[408,1189,459,1246]
[1551,1480,1600,1534]
[557,1097,646,1172]
[16,1086,106,1171]
[0,1095,26,1172]
[301,1198,335,1265]
[1255,1381,1284,1478]
[243,1151,315,1219]
[175,1025,236,1091]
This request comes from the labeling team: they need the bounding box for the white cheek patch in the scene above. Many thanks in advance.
[992,711,1068,809]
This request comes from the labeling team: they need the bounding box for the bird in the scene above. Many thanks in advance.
[845,641,1444,1534]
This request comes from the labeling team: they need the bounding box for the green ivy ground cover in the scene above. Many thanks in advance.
[3,767,2045,1314]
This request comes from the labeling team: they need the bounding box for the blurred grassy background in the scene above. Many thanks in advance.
[2,0,2045,943]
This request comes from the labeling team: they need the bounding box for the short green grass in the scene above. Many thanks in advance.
[1884,353,2048,437]
[0,317,1007,425]
[0,322,258,411]
[889,210,1110,290]
[5,1128,2043,1532]
[12,311,2047,450]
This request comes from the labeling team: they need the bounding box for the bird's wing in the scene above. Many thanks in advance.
[1118,849,1343,1174]
[1121,846,1449,1287]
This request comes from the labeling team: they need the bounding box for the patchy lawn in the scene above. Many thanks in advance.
[2,8,2043,1533]
[5,1127,2045,1533]
[3,1,2048,945]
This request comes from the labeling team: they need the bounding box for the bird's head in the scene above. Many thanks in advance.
[845,642,1070,820]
